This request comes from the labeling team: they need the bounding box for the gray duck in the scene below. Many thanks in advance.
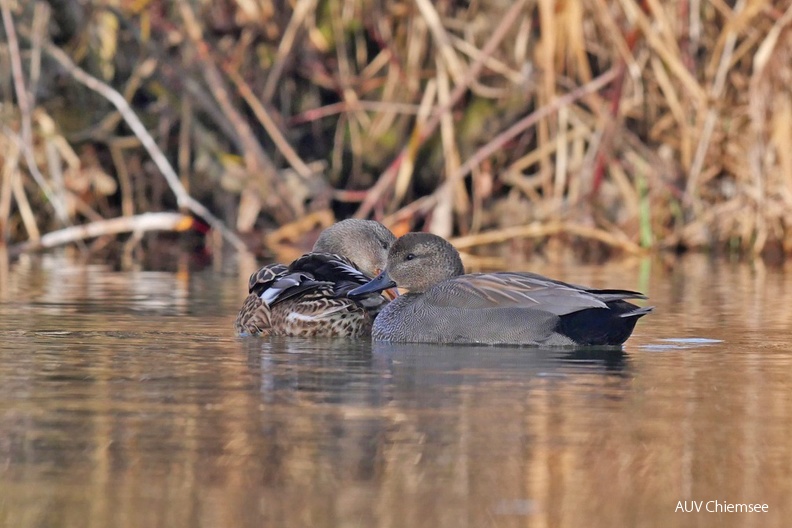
[349,233,653,346]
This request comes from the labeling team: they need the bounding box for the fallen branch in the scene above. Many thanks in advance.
[10,212,200,254]
[451,221,644,254]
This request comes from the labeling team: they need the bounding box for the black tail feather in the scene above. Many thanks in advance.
[557,300,652,346]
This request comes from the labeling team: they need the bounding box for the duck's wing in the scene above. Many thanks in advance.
[289,253,395,314]
[425,272,646,316]
[254,253,369,307]
[247,263,290,296]
[288,253,371,292]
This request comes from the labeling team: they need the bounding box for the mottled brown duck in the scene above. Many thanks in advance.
[235,219,396,337]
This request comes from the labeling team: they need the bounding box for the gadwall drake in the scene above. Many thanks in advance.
[349,233,653,346]
[235,219,396,337]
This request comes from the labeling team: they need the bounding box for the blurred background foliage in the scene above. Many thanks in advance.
[1,0,792,262]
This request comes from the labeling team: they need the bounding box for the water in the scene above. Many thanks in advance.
[1,253,791,527]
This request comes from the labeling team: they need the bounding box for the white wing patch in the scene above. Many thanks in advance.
[260,287,283,305]
[259,275,306,305]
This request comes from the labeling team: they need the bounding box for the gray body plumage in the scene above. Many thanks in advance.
[371,272,648,346]
[372,295,576,345]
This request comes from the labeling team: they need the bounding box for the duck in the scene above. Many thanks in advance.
[234,219,396,337]
[348,233,653,346]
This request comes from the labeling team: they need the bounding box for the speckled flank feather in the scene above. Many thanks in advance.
[234,219,396,337]
[235,293,273,336]
[271,293,374,338]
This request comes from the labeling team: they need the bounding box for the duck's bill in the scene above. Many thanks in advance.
[349,270,397,298]
[382,287,400,300]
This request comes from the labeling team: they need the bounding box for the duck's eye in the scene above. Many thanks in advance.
[381,241,389,250]
[405,253,416,261]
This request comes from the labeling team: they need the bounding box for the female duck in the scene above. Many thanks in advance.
[349,233,652,346]
[235,219,396,337]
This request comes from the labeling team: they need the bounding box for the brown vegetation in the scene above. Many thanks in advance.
[1,0,791,261]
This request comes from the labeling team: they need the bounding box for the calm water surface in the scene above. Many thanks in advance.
[1,253,791,528]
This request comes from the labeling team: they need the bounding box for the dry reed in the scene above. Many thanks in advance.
[0,0,790,260]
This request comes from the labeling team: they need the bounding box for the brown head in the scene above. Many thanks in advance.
[385,233,465,292]
[312,219,396,277]
[349,233,465,297]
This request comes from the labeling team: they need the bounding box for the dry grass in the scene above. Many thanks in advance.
[1,0,791,260]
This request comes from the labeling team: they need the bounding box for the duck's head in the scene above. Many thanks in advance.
[312,219,396,278]
[350,233,465,296]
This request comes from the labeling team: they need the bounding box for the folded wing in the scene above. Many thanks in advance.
[426,272,647,317]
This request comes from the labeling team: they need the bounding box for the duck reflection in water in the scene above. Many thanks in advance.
[242,338,629,406]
